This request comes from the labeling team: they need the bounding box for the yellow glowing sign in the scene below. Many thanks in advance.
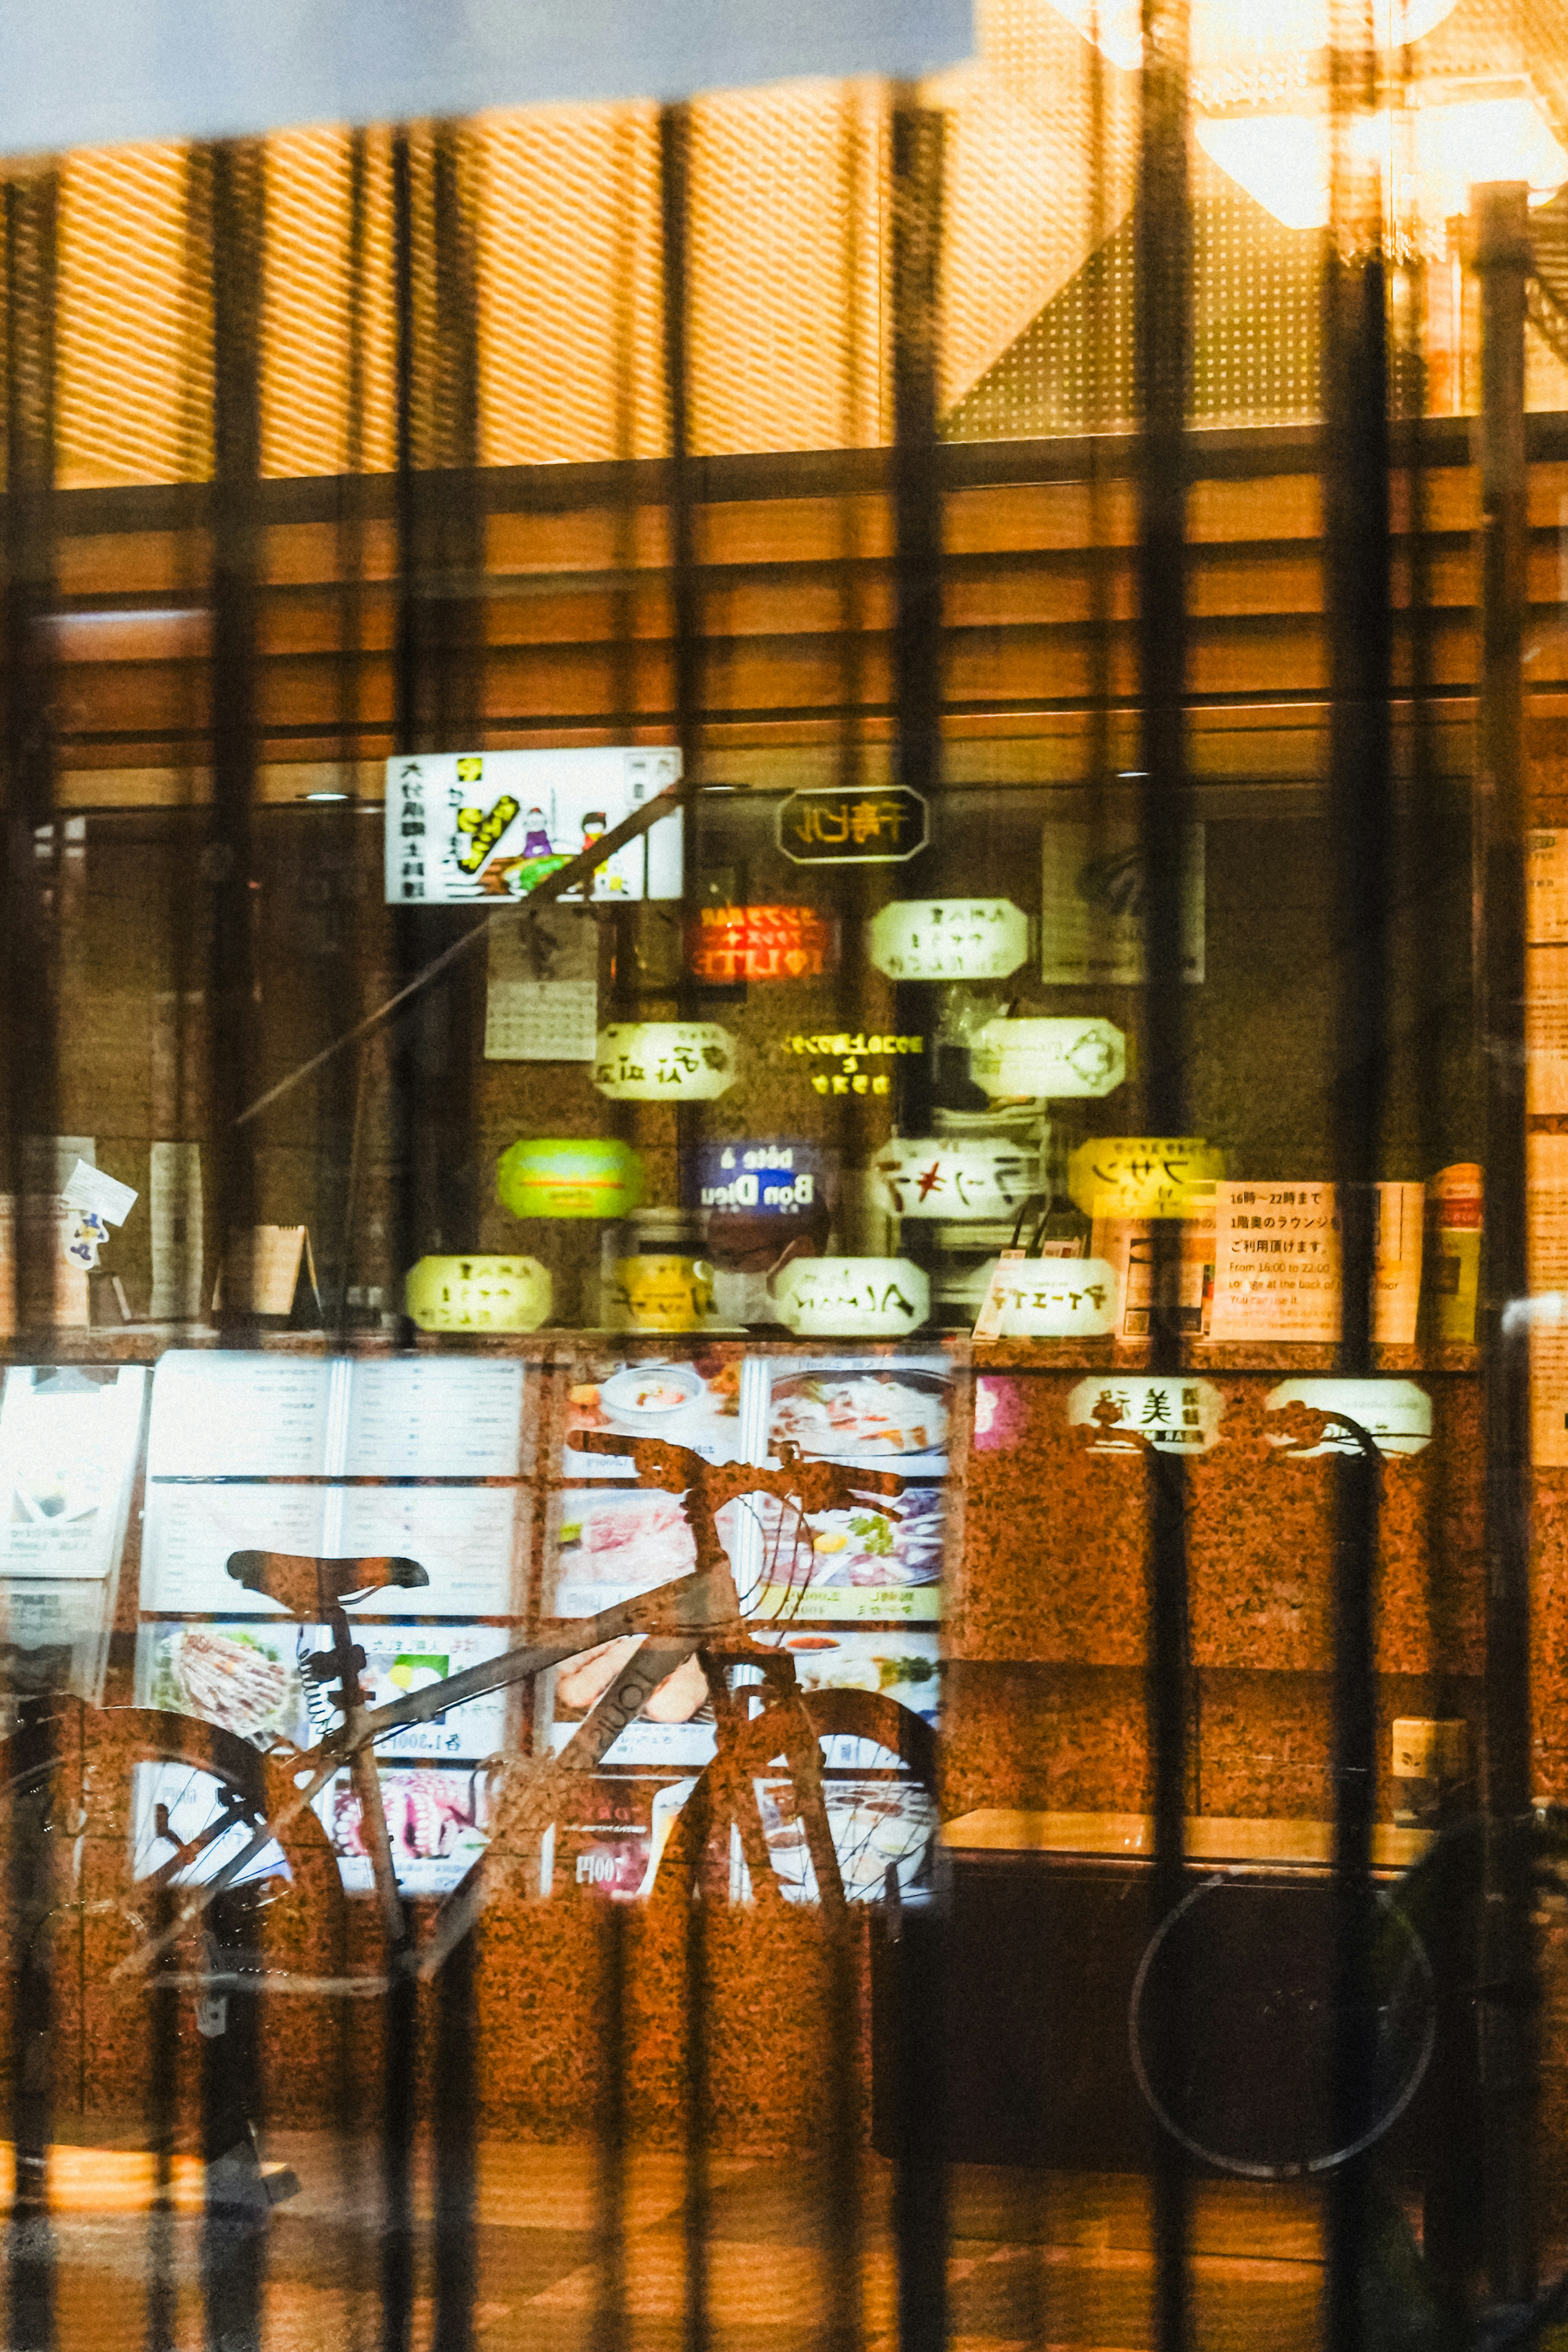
[405,1255,552,1333]
[1069,1138,1225,1219]
[607,1255,715,1334]
[772,1258,930,1337]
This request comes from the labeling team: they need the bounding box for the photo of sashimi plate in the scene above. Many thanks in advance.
[768,1367,950,1461]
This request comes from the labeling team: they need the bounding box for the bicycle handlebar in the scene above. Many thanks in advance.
[573,1427,909,1509]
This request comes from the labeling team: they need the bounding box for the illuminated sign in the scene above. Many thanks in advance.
[606,1256,715,1334]
[592,1023,737,1101]
[1069,1137,1225,1219]
[777,785,928,867]
[496,1138,644,1221]
[781,1031,922,1099]
[1041,821,1205,985]
[693,1144,823,1214]
[385,747,682,905]
[972,1253,1120,1338]
[772,1258,931,1337]
[1265,1379,1432,1458]
[405,1255,552,1333]
[869,898,1029,982]
[970,1017,1127,1100]
[1067,1374,1225,1454]
[686,905,835,983]
[872,1138,1040,1220]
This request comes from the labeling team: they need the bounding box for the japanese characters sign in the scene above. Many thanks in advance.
[385,747,682,905]
[607,1256,715,1334]
[1068,1374,1225,1453]
[1069,1137,1225,1219]
[1529,1133,1568,1465]
[781,1031,922,1099]
[772,1259,931,1337]
[970,1017,1126,1100]
[1264,1379,1432,1457]
[778,785,928,866]
[868,898,1029,981]
[592,1023,737,1101]
[972,1253,1120,1338]
[405,1255,552,1333]
[692,1144,824,1215]
[1040,820,1205,985]
[686,905,835,983]
[1208,1182,1425,1344]
[496,1138,644,1221]
[872,1138,1041,1221]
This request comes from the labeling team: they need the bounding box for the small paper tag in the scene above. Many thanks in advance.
[61,1159,138,1227]
[64,1209,109,1269]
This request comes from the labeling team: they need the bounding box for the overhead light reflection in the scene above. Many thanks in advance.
[1196,98,1568,234]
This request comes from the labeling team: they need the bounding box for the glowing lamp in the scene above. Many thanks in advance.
[868,898,1029,983]
[592,1023,737,1101]
[970,1017,1126,1100]
[1068,1137,1225,1219]
[873,1138,1042,1221]
[496,1137,644,1220]
[405,1255,552,1333]
[1196,98,1568,235]
[1047,0,1458,73]
[772,1258,931,1337]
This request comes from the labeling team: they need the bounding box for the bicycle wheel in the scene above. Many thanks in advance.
[0,1701,351,2134]
[649,1688,939,1909]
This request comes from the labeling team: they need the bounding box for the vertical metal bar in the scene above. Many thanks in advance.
[1323,14,1393,2336]
[205,139,265,1352]
[888,82,947,2352]
[656,101,712,2352]
[383,118,421,2352]
[0,163,62,1377]
[1134,0,1190,2343]
[433,1925,478,2352]
[201,139,269,2352]
[1470,176,1536,2316]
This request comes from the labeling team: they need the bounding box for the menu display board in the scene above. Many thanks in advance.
[135,1619,513,1761]
[0,1365,147,1702]
[318,1767,490,1897]
[141,1483,529,1618]
[147,1353,530,1479]
[562,1353,751,1475]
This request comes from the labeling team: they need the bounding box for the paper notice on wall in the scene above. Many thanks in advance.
[149,1142,203,1323]
[484,907,599,1061]
[1527,831,1568,943]
[1528,945,1568,1112]
[61,1159,138,1227]
[1529,1133,1568,1465]
[1040,821,1205,985]
[1208,1181,1424,1344]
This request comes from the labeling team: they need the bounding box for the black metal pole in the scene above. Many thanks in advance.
[1471,176,1536,2319]
[1134,3,1191,2343]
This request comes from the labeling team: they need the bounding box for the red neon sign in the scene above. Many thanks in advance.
[686,905,836,983]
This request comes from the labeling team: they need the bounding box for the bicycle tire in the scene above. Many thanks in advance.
[0,1701,351,2131]
[648,1688,940,1908]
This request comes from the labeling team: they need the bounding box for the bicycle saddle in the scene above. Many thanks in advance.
[225,1550,430,1616]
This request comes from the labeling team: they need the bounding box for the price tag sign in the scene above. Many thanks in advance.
[869,898,1029,981]
[772,1258,930,1336]
[592,1023,737,1101]
[1069,1137,1224,1218]
[1067,1373,1225,1453]
[405,1255,552,1333]
[872,1138,1041,1220]
[971,1017,1127,1100]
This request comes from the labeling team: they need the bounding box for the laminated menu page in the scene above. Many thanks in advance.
[1208,1182,1424,1345]
[147,1351,529,1478]
[0,1366,146,1578]
[140,1481,529,1618]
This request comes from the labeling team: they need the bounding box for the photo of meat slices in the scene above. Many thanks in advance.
[560,1489,697,1585]
[164,1628,295,1738]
